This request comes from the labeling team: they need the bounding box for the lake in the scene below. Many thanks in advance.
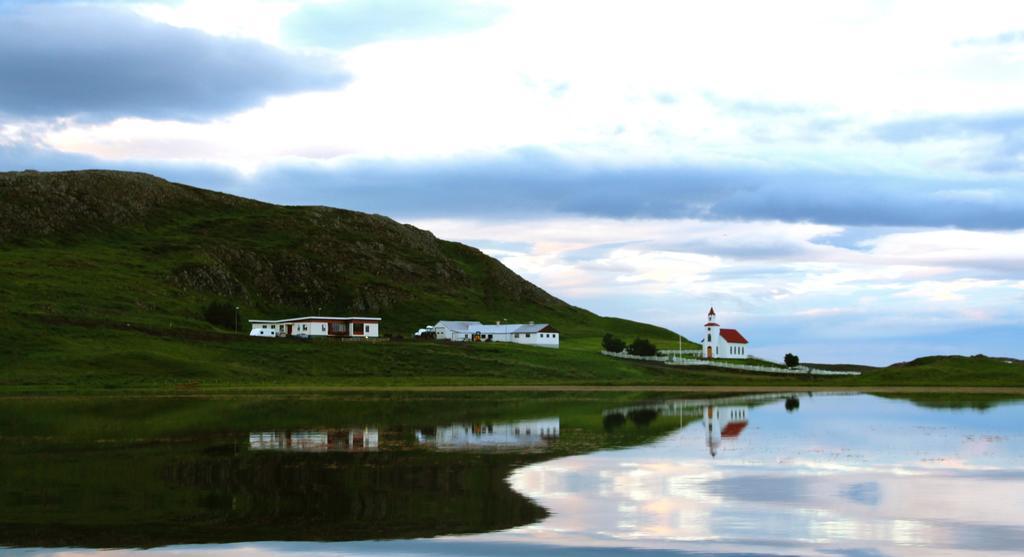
[1,391,1022,556]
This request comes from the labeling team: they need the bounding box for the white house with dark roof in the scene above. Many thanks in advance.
[249,316,381,338]
[700,307,749,359]
[431,320,559,348]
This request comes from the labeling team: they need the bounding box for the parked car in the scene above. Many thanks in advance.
[414,325,435,338]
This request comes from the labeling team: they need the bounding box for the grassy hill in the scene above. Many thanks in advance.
[2,170,1020,392]
[0,170,695,391]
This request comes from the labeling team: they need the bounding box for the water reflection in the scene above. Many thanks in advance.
[1,392,1023,556]
[416,419,560,450]
[502,394,1024,556]
[704,405,749,457]
[249,428,380,452]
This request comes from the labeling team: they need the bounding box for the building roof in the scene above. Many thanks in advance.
[434,320,558,334]
[719,328,748,344]
[721,421,748,438]
[708,306,716,316]
[249,316,381,324]
[435,320,484,330]
[704,322,720,327]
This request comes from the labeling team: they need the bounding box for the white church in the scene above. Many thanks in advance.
[700,307,749,359]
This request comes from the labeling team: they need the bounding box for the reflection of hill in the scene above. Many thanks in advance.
[0,443,548,548]
[0,393,700,549]
[877,392,1024,411]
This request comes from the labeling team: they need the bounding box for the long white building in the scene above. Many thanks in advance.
[431,320,560,348]
[249,316,381,338]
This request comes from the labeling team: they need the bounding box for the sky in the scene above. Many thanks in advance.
[1,0,1023,364]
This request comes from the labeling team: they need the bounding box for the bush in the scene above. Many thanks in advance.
[627,338,658,356]
[602,412,626,431]
[601,333,626,353]
[203,300,240,331]
[784,353,800,367]
[626,408,659,427]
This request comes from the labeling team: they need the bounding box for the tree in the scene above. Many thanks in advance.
[784,353,800,367]
[628,338,658,356]
[626,408,659,427]
[601,333,626,353]
[785,397,800,412]
[602,412,626,431]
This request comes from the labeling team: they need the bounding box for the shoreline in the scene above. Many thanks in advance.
[3,385,1024,398]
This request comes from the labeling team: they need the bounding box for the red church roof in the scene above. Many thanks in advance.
[721,421,748,438]
[719,328,748,344]
[704,322,719,327]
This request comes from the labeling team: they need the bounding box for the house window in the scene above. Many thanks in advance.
[353,322,365,335]
[525,334,531,338]
[322,324,326,332]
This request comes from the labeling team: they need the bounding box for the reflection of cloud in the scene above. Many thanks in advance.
[502,397,1024,556]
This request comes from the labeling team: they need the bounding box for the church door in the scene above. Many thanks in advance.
[706,346,713,359]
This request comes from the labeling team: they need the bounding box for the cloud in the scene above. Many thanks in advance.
[281,0,505,49]
[3,138,1022,232]
[218,151,1024,231]
[870,112,1024,173]
[0,4,349,122]
[956,30,1024,47]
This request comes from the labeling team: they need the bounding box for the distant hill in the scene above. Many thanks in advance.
[0,170,692,388]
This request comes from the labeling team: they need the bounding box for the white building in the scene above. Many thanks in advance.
[415,418,560,450]
[249,316,381,338]
[700,307,749,359]
[431,320,560,348]
[249,428,379,452]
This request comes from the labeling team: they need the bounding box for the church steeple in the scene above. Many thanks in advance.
[706,307,718,326]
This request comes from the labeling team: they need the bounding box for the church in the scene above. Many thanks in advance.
[700,307,749,359]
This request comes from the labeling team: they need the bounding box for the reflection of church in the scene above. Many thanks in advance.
[703,406,748,457]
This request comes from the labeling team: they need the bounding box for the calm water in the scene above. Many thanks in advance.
[1,392,1022,556]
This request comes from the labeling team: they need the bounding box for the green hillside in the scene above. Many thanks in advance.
[0,170,694,391]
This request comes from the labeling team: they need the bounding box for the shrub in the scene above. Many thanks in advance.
[602,412,626,431]
[601,333,626,353]
[627,338,658,356]
[784,353,800,367]
[203,300,240,330]
[626,408,659,427]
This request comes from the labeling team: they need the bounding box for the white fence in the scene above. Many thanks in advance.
[601,350,861,376]
[601,350,670,362]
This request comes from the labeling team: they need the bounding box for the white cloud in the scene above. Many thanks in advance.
[33,0,1024,176]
